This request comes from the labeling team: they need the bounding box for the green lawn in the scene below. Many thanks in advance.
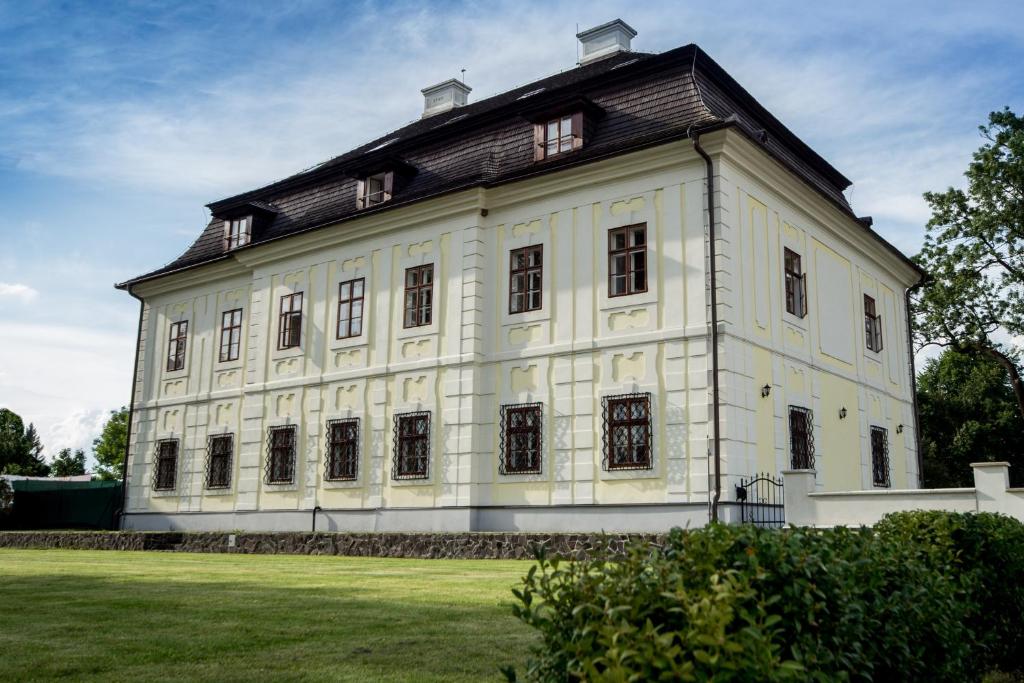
[0,549,537,682]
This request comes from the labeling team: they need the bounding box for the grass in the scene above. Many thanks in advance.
[0,549,537,682]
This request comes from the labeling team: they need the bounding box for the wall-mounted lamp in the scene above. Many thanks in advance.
[761,384,772,398]
[896,424,904,434]
[838,406,848,420]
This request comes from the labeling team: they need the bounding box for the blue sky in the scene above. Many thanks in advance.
[1,0,1022,466]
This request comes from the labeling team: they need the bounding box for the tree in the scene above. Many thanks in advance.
[0,408,49,476]
[50,448,87,477]
[918,349,1024,488]
[92,407,128,481]
[914,108,1024,420]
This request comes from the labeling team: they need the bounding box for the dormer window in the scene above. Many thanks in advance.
[524,96,602,163]
[545,115,578,157]
[357,172,393,209]
[225,216,251,249]
[535,114,582,160]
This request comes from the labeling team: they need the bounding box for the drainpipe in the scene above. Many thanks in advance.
[690,127,723,524]
[118,287,145,529]
[904,280,926,486]
[312,505,322,533]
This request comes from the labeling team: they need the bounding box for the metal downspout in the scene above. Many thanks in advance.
[905,282,925,486]
[691,129,723,524]
[118,287,145,529]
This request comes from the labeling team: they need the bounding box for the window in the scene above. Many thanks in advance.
[864,295,883,352]
[509,245,543,313]
[206,434,233,489]
[784,248,808,318]
[225,216,251,249]
[337,278,365,339]
[325,418,359,481]
[788,406,814,469]
[535,113,582,160]
[219,309,243,362]
[871,426,890,488]
[608,224,647,297]
[278,292,303,349]
[265,425,297,484]
[357,172,393,209]
[153,439,178,491]
[166,321,187,372]
[499,403,542,475]
[403,265,433,328]
[602,393,653,471]
[393,411,430,479]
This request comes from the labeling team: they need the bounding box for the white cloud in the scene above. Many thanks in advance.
[0,282,39,303]
[0,321,132,464]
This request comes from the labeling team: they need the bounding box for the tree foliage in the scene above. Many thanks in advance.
[914,108,1024,419]
[918,349,1024,487]
[50,448,87,477]
[0,408,50,476]
[92,407,128,481]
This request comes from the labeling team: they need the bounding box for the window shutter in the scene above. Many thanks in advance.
[800,274,808,318]
[355,179,366,210]
[383,171,394,202]
[533,124,545,162]
[571,112,584,150]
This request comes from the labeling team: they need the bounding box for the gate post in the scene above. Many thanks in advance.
[782,469,816,527]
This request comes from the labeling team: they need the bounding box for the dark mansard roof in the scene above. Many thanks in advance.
[119,43,918,288]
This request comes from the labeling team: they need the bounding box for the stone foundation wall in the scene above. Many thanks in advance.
[0,531,664,559]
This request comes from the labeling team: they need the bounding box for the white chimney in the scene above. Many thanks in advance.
[576,19,637,65]
[421,78,472,118]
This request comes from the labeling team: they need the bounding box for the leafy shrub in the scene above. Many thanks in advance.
[876,511,1024,673]
[507,512,1024,682]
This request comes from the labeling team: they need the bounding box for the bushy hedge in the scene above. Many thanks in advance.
[505,511,1024,682]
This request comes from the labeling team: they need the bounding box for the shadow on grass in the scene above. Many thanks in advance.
[0,571,534,683]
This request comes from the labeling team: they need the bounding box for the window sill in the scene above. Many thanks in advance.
[202,487,234,497]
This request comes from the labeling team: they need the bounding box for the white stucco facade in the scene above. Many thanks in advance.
[122,131,921,532]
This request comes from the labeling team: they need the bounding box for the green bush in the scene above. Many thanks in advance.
[876,511,1024,673]
[507,512,1024,682]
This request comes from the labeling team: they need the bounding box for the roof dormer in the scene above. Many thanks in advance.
[346,156,417,210]
[214,201,278,250]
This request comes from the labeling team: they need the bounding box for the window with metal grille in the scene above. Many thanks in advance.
[337,278,365,339]
[166,321,187,372]
[499,403,543,475]
[784,248,808,318]
[325,418,359,481]
[509,245,543,313]
[403,265,433,328]
[602,393,653,471]
[206,434,233,489]
[225,216,251,249]
[153,439,178,491]
[219,309,243,362]
[393,411,430,479]
[871,426,890,488]
[788,406,814,469]
[278,292,303,349]
[357,172,393,209]
[608,224,647,297]
[265,425,297,484]
[864,295,883,352]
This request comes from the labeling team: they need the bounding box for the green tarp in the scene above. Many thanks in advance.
[3,480,123,530]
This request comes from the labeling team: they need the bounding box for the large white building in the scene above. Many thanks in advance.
[117,21,924,532]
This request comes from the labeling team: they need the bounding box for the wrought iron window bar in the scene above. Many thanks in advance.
[393,411,430,480]
[601,392,654,471]
[499,403,543,475]
[325,418,359,481]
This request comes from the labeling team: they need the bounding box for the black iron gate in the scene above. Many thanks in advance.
[736,473,785,528]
